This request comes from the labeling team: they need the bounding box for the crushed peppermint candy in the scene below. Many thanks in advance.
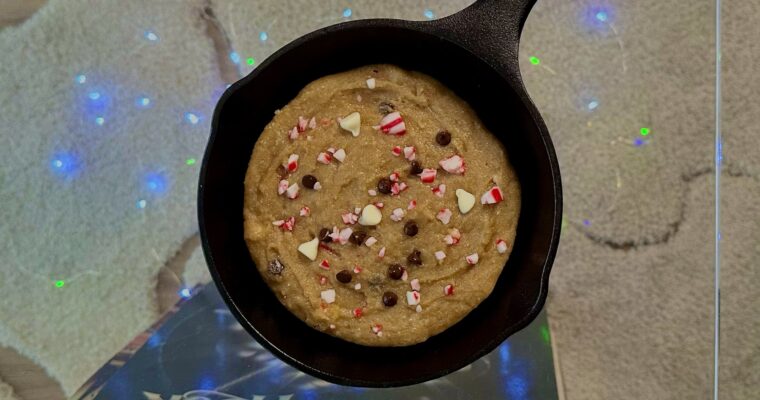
[317,152,333,164]
[403,146,416,161]
[321,289,336,304]
[389,172,400,182]
[297,116,309,133]
[288,126,299,140]
[364,236,377,247]
[299,206,311,217]
[465,253,479,265]
[408,199,417,210]
[313,181,322,190]
[390,208,405,222]
[436,208,453,224]
[354,283,362,290]
[410,279,421,291]
[432,184,446,198]
[481,185,504,204]
[374,202,384,208]
[378,247,386,258]
[406,290,421,306]
[353,266,362,273]
[278,179,289,195]
[368,189,377,196]
[338,227,353,244]
[371,323,383,336]
[286,183,300,199]
[420,168,437,183]
[416,305,422,313]
[391,146,402,156]
[342,212,359,225]
[366,78,376,89]
[353,307,363,318]
[439,155,466,174]
[378,111,406,135]
[319,275,328,285]
[333,148,346,162]
[496,239,508,253]
[319,259,330,270]
[389,181,408,196]
[272,216,295,231]
[285,154,299,172]
[444,284,454,296]
[435,250,446,262]
[443,228,461,245]
[401,269,408,281]
[308,116,317,129]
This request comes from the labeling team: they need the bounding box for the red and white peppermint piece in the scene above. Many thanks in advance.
[333,148,346,162]
[288,126,299,140]
[496,239,508,253]
[389,172,400,182]
[353,266,362,273]
[338,227,353,245]
[281,216,295,231]
[297,116,309,133]
[285,154,299,172]
[278,179,289,195]
[319,275,328,285]
[378,247,386,258]
[308,116,317,130]
[406,291,420,306]
[378,111,406,135]
[316,152,332,164]
[390,208,405,222]
[319,259,330,270]
[432,184,446,198]
[371,323,383,336]
[364,236,377,247]
[439,155,466,174]
[390,182,401,195]
[410,279,421,291]
[272,219,285,227]
[436,208,452,224]
[313,182,322,190]
[286,183,300,199]
[354,283,362,290]
[299,206,310,217]
[391,146,402,156]
[374,202,384,208]
[420,168,437,183]
[403,146,416,161]
[398,182,408,192]
[353,307,363,318]
[435,250,446,262]
[480,185,504,204]
[368,189,377,196]
[465,253,479,265]
[443,228,461,245]
[328,226,340,242]
[342,212,358,225]
[321,289,336,303]
[401,269,408,281]
[408,199,417,210]
[444,284,454,296]
[326,147,336,154]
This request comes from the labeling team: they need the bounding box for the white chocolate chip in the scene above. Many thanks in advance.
[313,182,322,190]
[354,283,362,290]
[496,239,508,253]
[321,289,336,304]
[366,78,376,89]
[435,250,446,263]
[390,207,405,222]
[358,204,382,226]
[339,112,361,137]
[286,183,300,199]
[297,237,319,261]
[406,291,420,306]
[456,189,476,214]
[465,253,479,265]
[411,279,421,291]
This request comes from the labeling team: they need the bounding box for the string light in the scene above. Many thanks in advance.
[583,219,591,226]
[640,127,651,136]
[259,31,268,42]
[529,56,541,65]
[185,112,200,125]
[136,199,147,209]
[595,11,608,22]
[180,288,192,298]
[229,51,240,64]
[633,138,644,147]
[95,116,105,126]
[342,8,352,18]
[587,99,599,110]
[424,9,435,19]
[137,97,151,108]
[246,57,255,66]
[75,74,86,84]
[88,91,101,100]
[185,158,196,166]
[144,31,159,41]
[55,280,65,288]
[540,325,550,344]
[144,172,168,194]
[50,152,80,178]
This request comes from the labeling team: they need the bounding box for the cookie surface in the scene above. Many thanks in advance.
[243,65,520,346]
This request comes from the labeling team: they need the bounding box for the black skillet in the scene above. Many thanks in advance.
[199,0,562,387]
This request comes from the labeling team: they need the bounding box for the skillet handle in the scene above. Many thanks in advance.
[429,0,536,81]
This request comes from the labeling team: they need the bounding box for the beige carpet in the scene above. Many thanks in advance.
[0,0,757,398]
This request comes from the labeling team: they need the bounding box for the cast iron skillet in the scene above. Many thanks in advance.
[199,0,561,387]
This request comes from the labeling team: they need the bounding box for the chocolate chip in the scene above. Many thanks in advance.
[350,230,368,245]
[436,130,452,146]
[319,228,332,243]
[409,160,423,175]
[378,101,395,115]
[267,259,285,275]
[336,269,352,283]
[382,291,398,307]
[407,249,422,265]
[276,165,289,178]
[377,177,392,194]
[388,263,404,280]
[301,174,318,189]
[404,220,418,237]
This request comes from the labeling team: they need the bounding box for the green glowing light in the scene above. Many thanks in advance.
[246,57,255,66]
[55,280,65,288]
[640,127,651,136]
[540,325,551,344]
[529,56,541,65]
[186,158,196,166]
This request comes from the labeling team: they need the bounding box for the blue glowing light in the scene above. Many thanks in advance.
[424,9,435,19]
[75,74,86,84]
[343,7,352,18]
[506,374,529,399]
[95,117,105,126]
[633,138,644,147]
[185,112,200,125]
[595,11,608,22]
[180,288,191,298]
[198,376,215,391]
[147,333,162,348]
[88,91,101,100]
[50,152,81,178]
[259,31,268,41]
[144,31,159,41]
[136,97,151,108]
[136,199,147,209]
[229,51,240,64]
[587,99,599,110]
[583,6,615,30]
[144,172,168,194]
[499,342,512,367]
[583,219,591,226]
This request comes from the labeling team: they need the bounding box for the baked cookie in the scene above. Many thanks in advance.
[243,65,520,346]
